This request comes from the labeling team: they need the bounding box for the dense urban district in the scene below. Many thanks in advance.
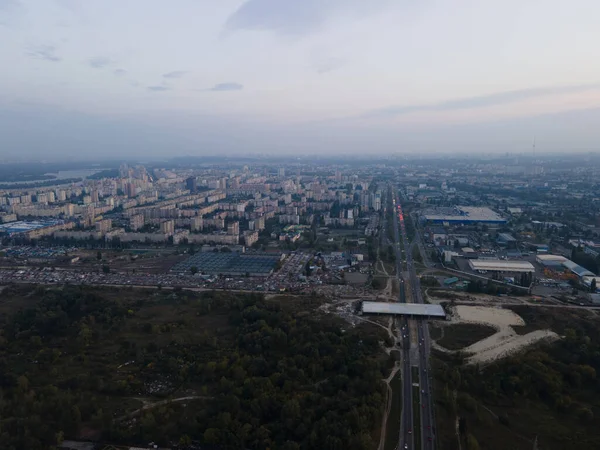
[2,154,600,450]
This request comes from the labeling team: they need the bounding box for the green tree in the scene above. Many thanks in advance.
[466,433,480,450]
[102,264,110,274]
[190,266,198,275]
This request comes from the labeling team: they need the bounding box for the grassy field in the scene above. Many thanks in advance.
[429,324,443,340]
[437,323,497,350]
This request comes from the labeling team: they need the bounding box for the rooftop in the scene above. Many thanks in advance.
[172,252,281,275]
[536,254,567,262]
[362,301,446,318]
[423,206,506,224]
[468,259,535,273]
[562,260,595,277]
[0,219,65,235]
[497,232,516,242]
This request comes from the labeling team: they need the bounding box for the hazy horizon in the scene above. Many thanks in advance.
[2,0,600,158]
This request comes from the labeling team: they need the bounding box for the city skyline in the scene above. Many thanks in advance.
[2,0,600,157]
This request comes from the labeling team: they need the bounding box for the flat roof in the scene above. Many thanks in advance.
[172,252,281,275]
[0,219,64,235]
[362,301,446,318]
[423,206,507,224]
[498,233,516,241]
[536,254,567,262]
[469,259,535,272]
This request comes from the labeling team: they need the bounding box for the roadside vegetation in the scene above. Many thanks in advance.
[383,372,403,450]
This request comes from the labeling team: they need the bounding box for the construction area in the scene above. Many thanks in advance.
[431,304,558,365]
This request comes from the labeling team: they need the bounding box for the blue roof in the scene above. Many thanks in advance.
[563,260,595,277]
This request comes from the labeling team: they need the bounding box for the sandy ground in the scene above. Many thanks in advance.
[433,305,559,365]
[455,305,525,328]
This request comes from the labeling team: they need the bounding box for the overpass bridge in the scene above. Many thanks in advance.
[362,301,446,320]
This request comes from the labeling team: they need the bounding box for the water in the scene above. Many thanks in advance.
[0,169,108,186]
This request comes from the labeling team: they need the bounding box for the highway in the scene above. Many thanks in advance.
[390,188,413,450]
[391,187,436,450]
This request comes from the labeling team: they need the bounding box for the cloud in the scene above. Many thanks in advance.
[54,0,81,14]
[224,0,390,36]
[0,0,22,22]
[0,0,19,9]
[313,56,345,74]
[163,71,186,79]
[89,57,112,69]
[147,86,170,92]
[365,83,600,118]
[208,82,244,92]
[113,69,127,76]
[0,0,20,14]
[26,45,61,62]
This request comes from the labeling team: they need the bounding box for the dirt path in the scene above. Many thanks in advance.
[116,396,211,422]
[378,361,401,450]
[356,316,395,345]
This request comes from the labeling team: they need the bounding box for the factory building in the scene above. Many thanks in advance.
[468,259,535,273]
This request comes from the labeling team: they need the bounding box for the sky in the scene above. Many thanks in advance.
[1,0,600,159]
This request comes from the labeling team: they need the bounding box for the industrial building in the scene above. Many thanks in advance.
[497,233,517,248]
[362,302,446,319]
[461,247,478,259]
[468,259,535,273]
[0,219,73,238]
[536,253,594,277]
[536,254,567,268]
[422,206,507,225]
[562,260,595,278]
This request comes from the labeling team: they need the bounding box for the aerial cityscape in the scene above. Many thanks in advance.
[2,154,600,450]
[3,1,600,450]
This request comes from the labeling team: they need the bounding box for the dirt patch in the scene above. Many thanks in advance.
[455,305,524,327]
[345,272,369,285]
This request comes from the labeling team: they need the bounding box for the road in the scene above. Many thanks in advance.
[392,187,436,450]
[390,188,413,450]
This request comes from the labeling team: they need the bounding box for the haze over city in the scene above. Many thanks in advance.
[2,0,600,159]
